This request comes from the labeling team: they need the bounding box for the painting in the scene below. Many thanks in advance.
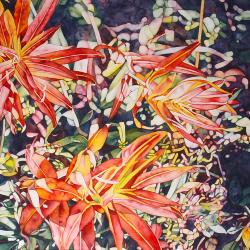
[0,0,249,249]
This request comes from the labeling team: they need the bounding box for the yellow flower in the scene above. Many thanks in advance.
[242,227,250,249]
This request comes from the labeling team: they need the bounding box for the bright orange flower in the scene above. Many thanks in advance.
[20,129,194,250]
[0,0,102,132]
[147,75,236,145]
[125,42,237,145]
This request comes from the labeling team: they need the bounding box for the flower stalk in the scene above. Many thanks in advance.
[195,0,206,67]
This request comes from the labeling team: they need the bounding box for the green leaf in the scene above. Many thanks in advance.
[80,110,94,125]
[45,122,55,143]
[52,134,87,153]
[28,237,37,250]
[106,64,128,102]
[222,240,240,250]
[229,89,241,102]
[106,129,146,146]
[125,129,147,143]
[0,242,18,250]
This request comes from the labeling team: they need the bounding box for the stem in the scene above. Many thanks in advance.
[88,13,102,45]
[82,0,102,44]
[0,119,6,155]
[198,169,221,179]
[214,154,226,180]
[195,0,205,68]
[97,227,109,236]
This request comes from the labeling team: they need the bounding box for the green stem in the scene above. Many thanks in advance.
[0,119,6,154]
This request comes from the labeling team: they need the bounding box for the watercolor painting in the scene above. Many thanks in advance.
[0,0,250,249]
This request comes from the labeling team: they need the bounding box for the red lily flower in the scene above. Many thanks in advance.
[19,129,195,250]
[0,0,102,132]
[147,75,236,146]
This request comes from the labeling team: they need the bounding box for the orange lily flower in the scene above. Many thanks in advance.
[147,75,236,145]
[20,129,195,250]
[125,42,237,145]
[0,0,102,132]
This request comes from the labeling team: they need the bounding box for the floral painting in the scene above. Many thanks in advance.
[0,0,250,249]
